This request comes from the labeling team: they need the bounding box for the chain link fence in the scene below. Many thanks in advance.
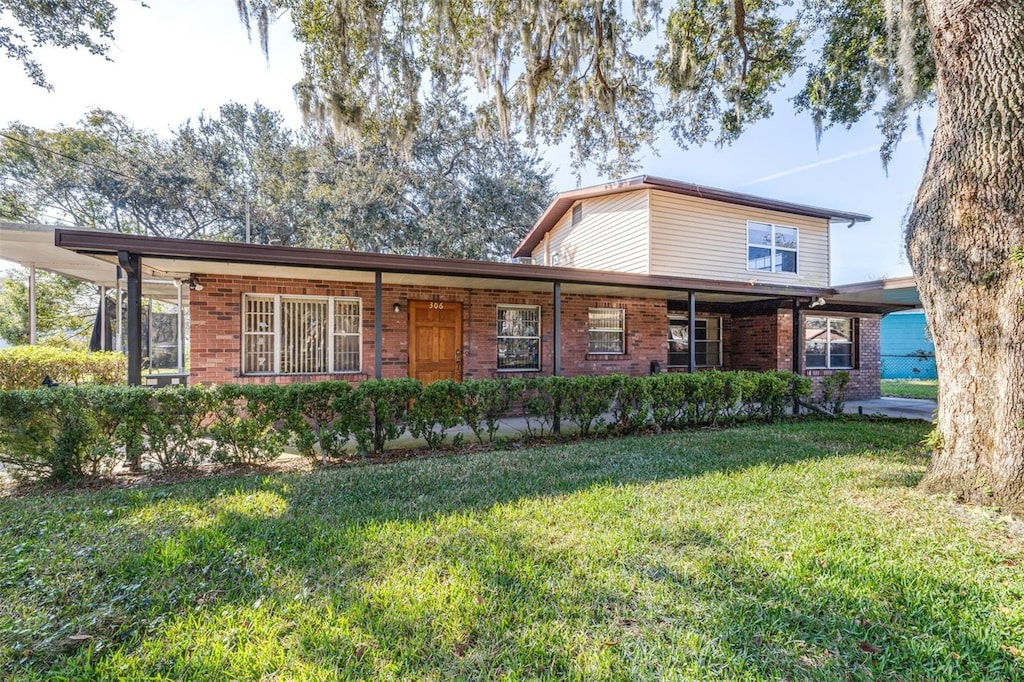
[881,353,937,380]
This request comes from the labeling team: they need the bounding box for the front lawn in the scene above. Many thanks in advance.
[881,379,939,400]
[2,420,1022,680]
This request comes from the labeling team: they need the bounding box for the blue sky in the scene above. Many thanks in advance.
[0,0,934,285]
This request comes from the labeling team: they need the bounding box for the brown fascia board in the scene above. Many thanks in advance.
[512,175,873,258]
[54,228,834,299]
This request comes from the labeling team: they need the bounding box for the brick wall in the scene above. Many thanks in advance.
[188,274,881,399]
[189,275,671,385]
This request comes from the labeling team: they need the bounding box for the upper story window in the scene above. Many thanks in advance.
[747,221,798,274]
[588,308,625,354]
[572,203,582,226]
[805,316,855,369]
[668,316,722,367]
[497,305,541,370]
[242,294,361,375]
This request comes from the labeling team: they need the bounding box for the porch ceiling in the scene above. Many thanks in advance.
[0,223,180,300]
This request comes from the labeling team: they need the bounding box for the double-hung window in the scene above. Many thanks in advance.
[588,308,625,354]
[805,316,855,369]
[242,294,361,375]
[747,221,798,274]
[667,317,722,367]
[497,305,541,370]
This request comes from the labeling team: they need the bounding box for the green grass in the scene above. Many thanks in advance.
[881,379,939,400]
[3,420,1023,680]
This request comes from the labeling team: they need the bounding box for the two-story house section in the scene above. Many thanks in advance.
[514,176,888,399]
[19,176,912,400]
[515,176,854,288]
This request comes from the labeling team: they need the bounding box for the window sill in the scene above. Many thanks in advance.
[496,368,541,373]
[585,353,628,360]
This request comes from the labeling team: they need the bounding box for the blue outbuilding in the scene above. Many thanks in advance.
[880,309,936,379]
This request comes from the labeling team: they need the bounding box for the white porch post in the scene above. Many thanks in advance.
[28,264,37,345]
[176,279,185,373]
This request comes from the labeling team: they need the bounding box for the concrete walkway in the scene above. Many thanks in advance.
[384,397,937,451]
[844,397,936,421]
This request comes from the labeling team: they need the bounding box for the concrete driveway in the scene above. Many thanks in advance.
[844,397,937,421]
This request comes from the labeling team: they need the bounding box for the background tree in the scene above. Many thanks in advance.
[241,0,1024,511]
[0,268,95,346]
[1,101,552,257]
[0,0,117,89]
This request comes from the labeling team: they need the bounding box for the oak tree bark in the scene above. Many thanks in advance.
[908,0,1024,511]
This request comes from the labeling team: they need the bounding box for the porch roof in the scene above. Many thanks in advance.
[0,222,179,300]
[0,225,908,312]
[52,227,854,306]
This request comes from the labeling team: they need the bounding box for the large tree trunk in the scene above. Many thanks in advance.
[907,0,1024,512]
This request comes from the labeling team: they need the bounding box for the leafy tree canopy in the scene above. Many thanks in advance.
[0,101,552,258]
[238,0,935,173]
[0,0,119,89]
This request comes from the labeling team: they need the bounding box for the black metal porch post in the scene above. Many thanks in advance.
[374,271,383,379]
[553,281,561,376]
[118,251,142,386]
[688,290,697,373]
[792,299,803,414]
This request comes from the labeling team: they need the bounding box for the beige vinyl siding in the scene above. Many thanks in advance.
[648,190,831,286]
[532,191,650,272]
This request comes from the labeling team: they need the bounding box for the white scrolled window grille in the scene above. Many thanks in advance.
[242,294,361,375]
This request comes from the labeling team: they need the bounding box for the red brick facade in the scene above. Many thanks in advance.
[188,274,881,399]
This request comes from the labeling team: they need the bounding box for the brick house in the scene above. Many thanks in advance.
[49,176,917,399]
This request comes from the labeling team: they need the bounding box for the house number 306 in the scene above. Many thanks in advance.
[429,302,445,309]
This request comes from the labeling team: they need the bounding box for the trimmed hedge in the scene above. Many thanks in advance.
[0,345,126,389]
[0,370,812,482]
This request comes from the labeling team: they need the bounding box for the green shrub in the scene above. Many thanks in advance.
[820,371,852,415]
[0,386,148,482]
[562,375,616,436]
[743,371,792,421]
[0,345,125,389]
[144,386,217,470]
[409,380,465,449]
[208,384,289,466]
[609,374,651,433]
[648,373,697,430]
[461,378,523,443]
[281,381,355,463]
[350,378,421,455]
[522,376,567,437]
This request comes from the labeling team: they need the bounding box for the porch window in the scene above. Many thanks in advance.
[805,316,855,369]
[242,294,362,375]
[497,305,540,370]
[668,316,722,367]
[747,221,798,274]
[588,308,625,354]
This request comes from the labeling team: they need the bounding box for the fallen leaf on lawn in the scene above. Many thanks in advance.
[1000,644,1023,659]
[950,652,960,660]
[601,641,619,647]
[858,642,882,654]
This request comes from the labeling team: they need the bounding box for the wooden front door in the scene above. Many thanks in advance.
[409,301,463,384]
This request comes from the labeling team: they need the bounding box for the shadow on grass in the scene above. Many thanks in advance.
[11,419,1016,680]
